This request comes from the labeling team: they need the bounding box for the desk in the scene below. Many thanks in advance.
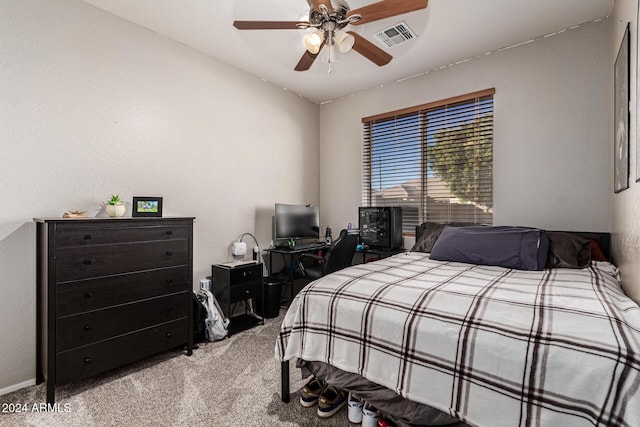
[357,247,406,264]
[265,245,329,304]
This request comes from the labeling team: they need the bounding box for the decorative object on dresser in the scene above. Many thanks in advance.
[105,194,126,217]
[211,262,264,336]
[62,210,87,218]
[34,216,195,404]
[132,196,163,217]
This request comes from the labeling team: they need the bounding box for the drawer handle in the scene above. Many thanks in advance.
[245,290,250,294]
[165,332,172,338]
[83,357,92,365]
[83,234,92,240]
[165,251,173,256]
[83,324,92,331]
[83,259,92,265]
[84,292,93,299]
[165,230,173,235]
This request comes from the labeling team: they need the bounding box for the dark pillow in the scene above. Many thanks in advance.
[411,222,445,252]
[411,222,477,253]
[429,226,549,271]
[546,232,591,268]
[587,238,608,262]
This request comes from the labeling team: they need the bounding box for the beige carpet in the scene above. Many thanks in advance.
[0,309,351,427]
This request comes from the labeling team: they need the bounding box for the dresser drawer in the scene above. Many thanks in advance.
[56,292,189,352]
[229,280,261,303]
[55,240,189,282]
[55,319,188,385]
[55,224,190,248]
[56,267,189,317]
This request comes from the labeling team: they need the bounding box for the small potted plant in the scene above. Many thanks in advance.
[105,194,126,217]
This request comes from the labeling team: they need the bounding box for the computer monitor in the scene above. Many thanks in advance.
[274,203,320,242]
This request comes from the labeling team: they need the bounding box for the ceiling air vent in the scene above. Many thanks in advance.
[373,21,417,48]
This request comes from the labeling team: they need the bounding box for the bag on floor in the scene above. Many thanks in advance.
[192,293,208,343]
[197,288,229,341]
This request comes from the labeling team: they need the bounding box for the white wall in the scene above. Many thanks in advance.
[319,19,612,244]
[0,0,319,393]
[611,0,640,304]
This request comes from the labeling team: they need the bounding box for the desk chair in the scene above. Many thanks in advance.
[298,229,358,280]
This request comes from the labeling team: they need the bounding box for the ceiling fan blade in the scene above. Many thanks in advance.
[348,0,428,25]
[295,49,321,71]
[309,0,334,14]
[233,20,301,30]
[349,32,392,66]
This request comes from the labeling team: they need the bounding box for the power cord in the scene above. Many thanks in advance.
[238,232,260,260]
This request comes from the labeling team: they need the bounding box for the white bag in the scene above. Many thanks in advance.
[197,288,229,341]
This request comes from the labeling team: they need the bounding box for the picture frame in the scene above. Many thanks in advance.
[637,5,640,181]
[614,23,630,193]
[132,196,163,217]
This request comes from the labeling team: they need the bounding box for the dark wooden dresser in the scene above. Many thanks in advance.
[34,217,194,404]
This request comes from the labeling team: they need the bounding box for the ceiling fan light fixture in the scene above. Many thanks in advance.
[233,0,422,72]
[304,31,324,54]
[333,30,355,53]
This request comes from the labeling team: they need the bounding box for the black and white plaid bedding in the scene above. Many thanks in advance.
[276,252,640,427]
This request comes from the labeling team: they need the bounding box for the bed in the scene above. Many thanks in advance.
[275,225,640,427]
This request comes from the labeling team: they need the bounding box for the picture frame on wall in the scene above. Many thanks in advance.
[637,5,640,181]
[614,23,630,193]
[132,196,163,217]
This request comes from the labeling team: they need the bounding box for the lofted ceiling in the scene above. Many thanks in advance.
[79,0,613,104]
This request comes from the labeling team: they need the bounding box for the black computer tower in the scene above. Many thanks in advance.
[359,207,403,250]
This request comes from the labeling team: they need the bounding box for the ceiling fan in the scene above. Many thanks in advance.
[233,0,428,72]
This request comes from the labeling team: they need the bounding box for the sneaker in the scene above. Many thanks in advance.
[299,377,324,407]
[347,392,364,424]
[361,402,380,427]
[317,385,347,418]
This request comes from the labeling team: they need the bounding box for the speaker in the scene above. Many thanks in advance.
[358,207,402,250]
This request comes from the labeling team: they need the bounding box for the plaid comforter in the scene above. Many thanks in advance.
[276,252,640,427]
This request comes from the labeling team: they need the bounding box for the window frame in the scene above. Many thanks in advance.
[362,88,495,235]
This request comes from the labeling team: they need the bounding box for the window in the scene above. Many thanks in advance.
[362,89,494,233]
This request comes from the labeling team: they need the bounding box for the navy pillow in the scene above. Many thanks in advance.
[429,226,549,271]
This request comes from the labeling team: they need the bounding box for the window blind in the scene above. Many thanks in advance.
[362,89,494,233]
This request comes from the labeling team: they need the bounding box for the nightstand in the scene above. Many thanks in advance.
[211,262,264,336]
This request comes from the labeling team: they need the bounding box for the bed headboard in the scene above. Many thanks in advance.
[415,224,613,263]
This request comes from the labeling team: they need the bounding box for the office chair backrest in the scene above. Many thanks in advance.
[324,229,358,275]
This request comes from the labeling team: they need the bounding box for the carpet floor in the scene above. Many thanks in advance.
[0,309,351,427]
